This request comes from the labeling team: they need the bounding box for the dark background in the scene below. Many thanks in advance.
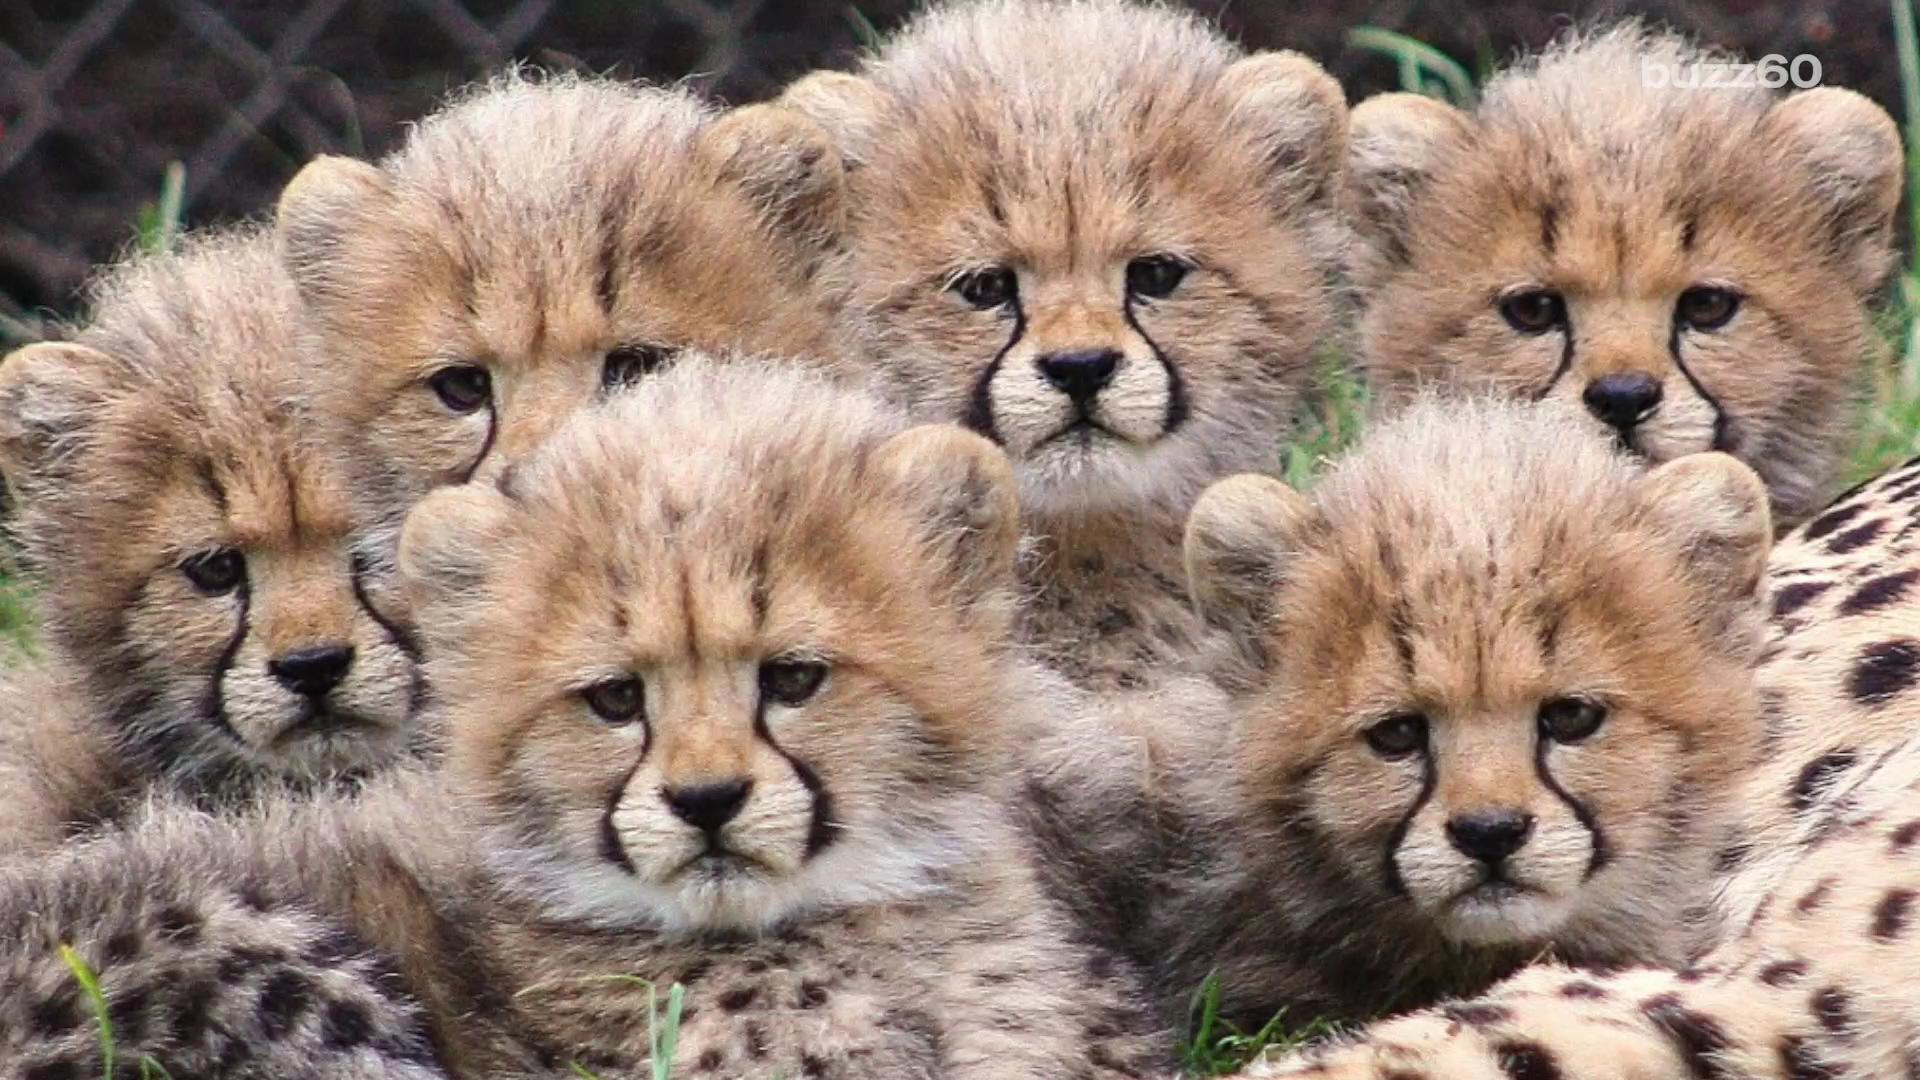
[0,0,1899,334]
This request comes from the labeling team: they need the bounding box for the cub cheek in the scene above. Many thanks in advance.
[725,771,821,871]
[1504,814,1598,889]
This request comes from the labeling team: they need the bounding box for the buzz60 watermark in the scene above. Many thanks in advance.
[1642,54,1823,89]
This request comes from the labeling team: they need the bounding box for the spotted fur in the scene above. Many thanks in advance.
[1348,25,1902,526]
[780,0,1348,689]
[0,231,422,854]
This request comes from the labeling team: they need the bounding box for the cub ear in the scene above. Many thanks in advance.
[1638,452,1773,607]
[1218,51,1349,210]
[1184,473,1317,662]
[0,341,118,482]
[396,482,519,613]
[870,424,1020,600]
[774,70,889,168]
[701,104,848,257]
[275,156,392,282]
[1765,87,1903,294]
[1345,92,1472,286]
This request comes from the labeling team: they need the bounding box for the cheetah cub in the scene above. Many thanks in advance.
[1153,396,1773,1030]
[1,360,1166,1079]
[1245,736,1920,1080]
[276,71,849,571]
[0,231,420,853]
[1347,26,1902,525]
[780,0,1348,688]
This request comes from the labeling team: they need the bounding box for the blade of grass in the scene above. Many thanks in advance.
[58,945,116,1080]
[1894,0,1920,274]
[1347,27,1477,106]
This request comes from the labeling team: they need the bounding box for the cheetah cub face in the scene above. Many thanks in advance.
[0,235,417,782]
[399,359,1020,933]
[781,0,1345,516]
[1187,399,1772,953]
[1346,28,1902,524]
[277,74,847,553]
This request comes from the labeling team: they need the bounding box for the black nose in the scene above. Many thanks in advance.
[1581,373,1663,433]
[1446,810,1536,865]
[1036,349,1121,405]
[665,778,753,835]
[269,646,355,699]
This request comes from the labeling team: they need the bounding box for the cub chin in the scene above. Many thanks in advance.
[1155,395,1772,1029]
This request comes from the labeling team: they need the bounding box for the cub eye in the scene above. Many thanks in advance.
[950,267,1018,311]
[1498,289,1567,335]
[1363,712,1429,760]
[583,677,645,726]
[1125,255,1189,299]
[760,658,829,707]
[1538,697,1607,744]
[1675,287,1741,332]
[179,548,246,596]
[602,344,676,392]
[427,364,492,414]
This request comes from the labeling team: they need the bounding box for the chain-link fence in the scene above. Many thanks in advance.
[1,0,1896,339]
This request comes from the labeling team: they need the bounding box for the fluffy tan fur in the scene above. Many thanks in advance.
[0,231,421,851]
[781,0,1348,688]
[0,360,1165,1079]
[1348,25,1902,526]
[1144,396,1771,1029]
[276,72,852,571]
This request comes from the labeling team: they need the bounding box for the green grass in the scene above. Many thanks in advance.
[58,945,173,1080]
[1178,975,1341,1076]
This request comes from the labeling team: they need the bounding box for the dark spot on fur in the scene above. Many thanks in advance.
[24,1063,79,1080]
[1798,878,1837,914]
[697,1049,725,1072]
[1779,1036,1839,1080]
[802,1053,828,1077]
[29,991,80,1034]
[1804,502,1865,540]
[1812,986,1852,1034]
[1849,640,1920,706]
[1843,569,1919,615]
[170,980,216,1044]
[154,903,201,944]
[1792,751,1858,812]
[102,929,141,966]
[108,986,150,1044]
[257,968,312,1039]
[1497,1041,1562,1080]
[1772,581,1832,619]
[744,1022,769,1058]
[1829,519,1886,554]
[1713,839,1752,873]
[799,981,831,1009]
[1874,888,1916,940]
[322,998,372,1048]
[1560,979,1609,999]
[1894,820,1920,850]
[1760,960,1809,986]
[1642,993,1732,1078]
[719,986,758,1012]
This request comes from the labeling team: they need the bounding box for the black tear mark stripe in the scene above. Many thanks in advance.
[1667,322,1731,452]
[204,577,254,747]
[1381,750,1437,897]
[1532,308,1580,402]
[1120,290,1187,435]
[755,701,837,858]
[1536,738,1609,876]
[600,730,651,875]
[961,295,1026,444]
[456,400,499,485]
